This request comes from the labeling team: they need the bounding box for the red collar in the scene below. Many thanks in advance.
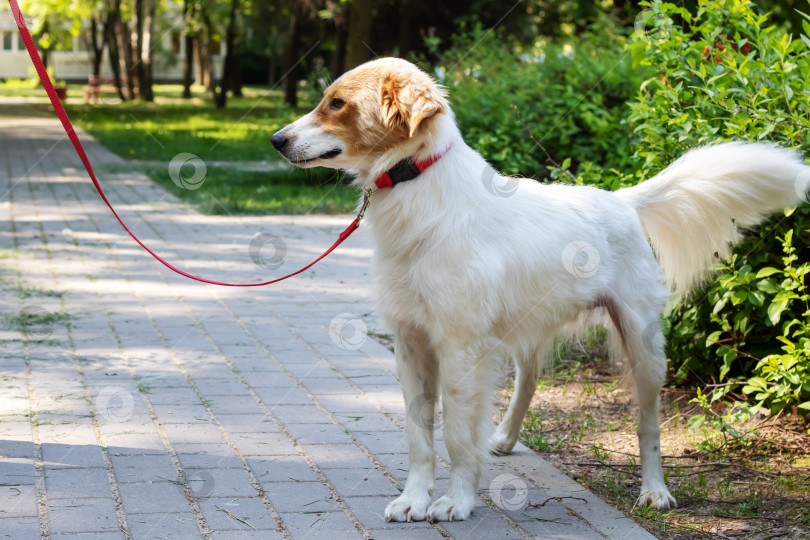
[374,145,452,189]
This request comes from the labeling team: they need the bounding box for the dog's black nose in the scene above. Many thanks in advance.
[271,133,288,152]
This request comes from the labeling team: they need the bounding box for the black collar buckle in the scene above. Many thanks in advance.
[387,158,422,185]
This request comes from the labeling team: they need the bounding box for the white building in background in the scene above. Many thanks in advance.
[0,5,223,83]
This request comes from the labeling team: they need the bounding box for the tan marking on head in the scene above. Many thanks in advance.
[313,79,381,156]
[312,58,447,157]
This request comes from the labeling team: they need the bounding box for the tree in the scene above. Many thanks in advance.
[130,0,156,101]
[345,0,372,69]
[195,1,214,90]
[213,0,239,108]
[323,0,348,80]
[111,0,135,99]
[139,0,156,100]
[87,15,105,77]
[132,0,144,93]
[181,0,195,98]
[103,0,124,98]
[283,5,303,106]
[19,0,93,73]
[283,0,318,106]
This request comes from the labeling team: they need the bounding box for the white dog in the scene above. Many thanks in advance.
[272,58,810,522]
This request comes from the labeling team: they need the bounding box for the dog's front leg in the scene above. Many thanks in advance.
[385,329,439,522]
[426,348,486,522]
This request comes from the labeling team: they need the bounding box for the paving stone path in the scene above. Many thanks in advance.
[0,115,655,539]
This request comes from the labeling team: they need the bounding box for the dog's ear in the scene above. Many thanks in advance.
[381,74,444,138]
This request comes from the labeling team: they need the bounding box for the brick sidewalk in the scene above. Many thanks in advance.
[0,116,655,539]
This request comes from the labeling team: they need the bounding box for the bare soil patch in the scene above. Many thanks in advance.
[497,356,810,539]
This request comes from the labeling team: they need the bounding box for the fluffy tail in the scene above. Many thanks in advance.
[616,142,810,295]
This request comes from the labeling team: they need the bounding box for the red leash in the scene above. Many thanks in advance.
[9,0,361,287]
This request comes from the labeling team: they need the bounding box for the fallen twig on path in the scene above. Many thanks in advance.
[527,496,589,509]
[215,505,257,530]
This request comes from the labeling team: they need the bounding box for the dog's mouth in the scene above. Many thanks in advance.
[292,148,342,165]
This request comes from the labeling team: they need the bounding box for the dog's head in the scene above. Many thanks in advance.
[271,58,448,173]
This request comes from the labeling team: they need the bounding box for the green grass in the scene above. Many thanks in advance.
[17,286,63,299]
[0,87,49,98]
[65,84,360,215]
[133,165,359,215]
[0,77,47,98]
[3,310,70,327]
[0,85,357,215]
[70,103,280,162]
[66,95,308,163]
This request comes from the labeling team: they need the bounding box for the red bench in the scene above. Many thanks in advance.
[84,75,137,103]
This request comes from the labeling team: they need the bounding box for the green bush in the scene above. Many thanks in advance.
[605,0,810,413]
[434,16,650,178]
[740,230,810,413]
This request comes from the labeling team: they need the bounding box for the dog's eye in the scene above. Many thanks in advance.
[329,98,345,111]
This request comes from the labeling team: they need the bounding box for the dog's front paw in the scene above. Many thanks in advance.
[426,494,475,522]
[637,483,677,510]
[385,493,432,522]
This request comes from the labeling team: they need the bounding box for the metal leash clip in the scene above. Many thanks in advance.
[357,188,375,222]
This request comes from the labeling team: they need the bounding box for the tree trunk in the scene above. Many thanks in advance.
[283,12,301,106]
[119,20,135,99]
[268,53,276,86]
[214,0,239,108]
[110,0,135,100]
[105,8,124,99]
[330,9,348,80]
[397,0,418,57]
[131,0,145,97]
[183,35,195,97]
[41,19,50,70]
[232,51,242,97]
[182,0,194,98]
[89,17,104,76]
[345,0,373,69]
[139,0,155,101]
[111,0,135,101]
[200,10,214,91]
[194,35,205,86]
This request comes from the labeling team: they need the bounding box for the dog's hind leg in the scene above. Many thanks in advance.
[384,327,439,522]
[489,348,544,455]
[604,296,677,510]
